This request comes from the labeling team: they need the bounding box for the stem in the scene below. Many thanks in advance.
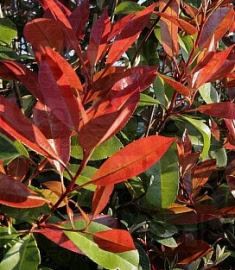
[130,0,175,66]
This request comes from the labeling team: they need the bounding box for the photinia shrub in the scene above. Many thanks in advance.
[0,0,235,269]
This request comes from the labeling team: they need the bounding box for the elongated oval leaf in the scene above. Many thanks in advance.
[0,18,17,45]
[93,229,136,253]
[0,97,62,162]
[0,134,20,160]
[24,18,64,52]
[89,135,175,186]
[0,234,40,270]
[196,102,235,119]
[0,173,46,208]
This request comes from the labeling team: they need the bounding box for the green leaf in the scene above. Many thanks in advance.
[138,93,159,106]
[0,226,18,247]
[209,146,227,168]
[153,76,168,107]
[0,234,40,270]
[114,1,144,14]
[64,221,139,270]
[71,136,123,161]
[155,236,178,248]
[0,45,20,60]
[199,83,219,104]
[13,140,29,158]
[180,115,211,160]
[178,34,194,62]
[0,18,17,45]
[0,134,20,160]
[145,145,179,210]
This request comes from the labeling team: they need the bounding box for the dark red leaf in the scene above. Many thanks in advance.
[93,229,136,253]
[106,3,156,64]
[0,97,62,162]
[199,7,234,49]
[23,18,64,52]
[89,135,175,186]
[7,157,30,182]
[87,9,111,69]
[92,185,114,217]
[0,60,43,100]
[0,173,46,208]
[196,102,235,119]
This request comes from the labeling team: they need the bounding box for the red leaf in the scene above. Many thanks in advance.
[37,227,83,254]
[196,102,235,119]
[89,135,175,186]
[68,0,89,40]
[165,240,212,264]
[23,18,64,52]
[0,97,62,162]
[33,101,71,171]
[87,9,111,69]
[199,7,234,49]
[93,229,136,253]
[7,157,30,182]
[159,0,180,57]
[0,173,46,208]
[190,46,234,89]
[92,185,114,217]
[0,60,43,100]
[156,72,190,96]
[78,87,140,151]
[106,3,156,64]
[156,12,197,35]
[38,49,86,131]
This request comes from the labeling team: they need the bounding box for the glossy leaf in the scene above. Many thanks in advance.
[93,229,136,253]
[24,18,64,52]
[78,87,140,152]
[156,72,190,96]
[92,185,114,217]
[191,46,234,90]
[0,234,40,270]
[87,9,111,69]
[0,97,62,162]
[89,135,175,186]
[38,51,83,131]
[106,3,156,64]
[196,102,235,119]
[0,173,46,208]
[199,7,234,49]
[0,134,20,160]
[114,1,144,14]
[145,146,179,210]
[7,157,30,182]
[159,0,180,57]
[0,18,17,45]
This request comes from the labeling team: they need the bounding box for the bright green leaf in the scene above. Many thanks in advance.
[0,234,40,270]
[138,93,159,106]
[145,145,179,210]
[114,1,144,14]
[199,83,219,104]
[0,18,17,45]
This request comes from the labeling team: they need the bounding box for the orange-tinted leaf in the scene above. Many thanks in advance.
[106,3,156,64]
[196,102,235,119]
[156,12,197,35]
[166,240,212,264]
[0,173,46,208]
[165,203,195,214]
[191,46,234,89]
[92,185,114,217]
[199,7,234,49]
[156,72,190,96]
[169,205,222,224]
[33,101,71,171]
[0,97,61,162]
[78,87,140,151]
[93,229,136,253]
[87,9,111,69]
[0,60,43,100]
[159,0,180,57]
[68,0,89,40]
[7,157,30,182]
[24,18,64,52]
[89,135,175,186]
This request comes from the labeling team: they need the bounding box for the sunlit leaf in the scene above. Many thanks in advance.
[0,18,17,45]
[196,102,235,119]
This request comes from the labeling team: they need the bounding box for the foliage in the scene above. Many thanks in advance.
[0,0,235,269]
